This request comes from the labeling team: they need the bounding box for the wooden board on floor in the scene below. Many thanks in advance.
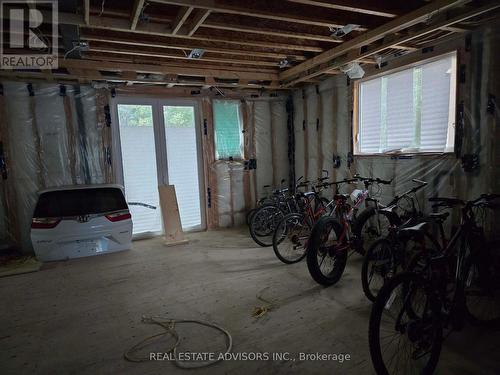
[158,185,189,246]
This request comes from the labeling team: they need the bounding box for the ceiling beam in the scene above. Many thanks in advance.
[172,6,194,35]
[87,45,279,67]
[186,9,211,36]
[150,0,370,29]
[285,0,399,18]
[284,1,499,86]
[83,0,90,25]
[54,12,324,52]
[82,33,307,60]
[279,0,470,81]
[60,59,279,81]
[201,21,339,43]
[131,0,146,30]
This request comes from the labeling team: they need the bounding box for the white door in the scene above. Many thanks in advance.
[161,103,203,230]
[113,98,205,237]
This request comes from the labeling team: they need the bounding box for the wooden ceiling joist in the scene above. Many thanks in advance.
[285,0,404,18]
[88,46,280,67]
[60,59,279,81]
[279,0,470,82]
[283,1,499,86]
[83,0,90,25]
[55,12,325,52]
[130,0,146,30]
[186,9,212,36]
[171,6,194,35]
[150,0,373,29]
[81,33,307,61]
[201,22,339,43]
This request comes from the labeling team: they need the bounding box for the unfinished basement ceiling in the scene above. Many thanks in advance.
[1,0,499,89]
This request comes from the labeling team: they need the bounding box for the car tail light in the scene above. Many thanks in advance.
[105,211,132,222]
[31,217,61,229]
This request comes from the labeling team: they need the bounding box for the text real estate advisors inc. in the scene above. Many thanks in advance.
[150,351,352,362]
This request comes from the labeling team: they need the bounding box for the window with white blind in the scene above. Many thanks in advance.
[356,52,457,154]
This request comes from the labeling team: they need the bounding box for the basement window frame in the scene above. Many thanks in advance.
[353,51,458,156]
[213,99,244,161]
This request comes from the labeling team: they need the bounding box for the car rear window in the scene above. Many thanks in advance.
[33,187,128,218]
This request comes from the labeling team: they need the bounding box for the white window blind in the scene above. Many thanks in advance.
[357,53,456,154]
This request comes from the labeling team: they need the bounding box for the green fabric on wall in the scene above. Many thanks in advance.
[213,100,242,159]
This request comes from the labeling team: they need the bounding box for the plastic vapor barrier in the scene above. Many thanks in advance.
[1,82,106,251]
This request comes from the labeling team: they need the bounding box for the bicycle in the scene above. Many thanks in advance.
[306,176,398,286]
[248,176,311,247]
[271,179,332,264]
[368,194,500,375]
[361,179,435,301]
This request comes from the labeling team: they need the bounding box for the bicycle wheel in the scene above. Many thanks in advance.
[369,272,442,375]
[353,207,398,256]
[463,250,500,328]
[306,216,347,286]
[362,238,394,302]
[249,205,285,247]
[272,213,311,264]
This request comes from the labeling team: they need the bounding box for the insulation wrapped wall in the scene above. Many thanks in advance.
[292,26,499,234]
[215,97,289,227]
[0,82,109,252]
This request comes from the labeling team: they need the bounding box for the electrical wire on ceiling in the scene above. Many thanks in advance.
[98,0,106,17]
[64,45,82,59]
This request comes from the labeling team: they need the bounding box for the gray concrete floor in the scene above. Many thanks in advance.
[1,228,499,375]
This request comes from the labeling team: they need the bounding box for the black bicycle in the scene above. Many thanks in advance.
[368,194,500,375]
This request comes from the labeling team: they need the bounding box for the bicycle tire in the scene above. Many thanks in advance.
[306,216,347,286]
[249,204,285,247]
[352,207,399,256]
[272,213,310,264]
[369,272,442,375]
[361,238,393,302]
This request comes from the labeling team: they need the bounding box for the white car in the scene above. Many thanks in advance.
[30,184,133,261]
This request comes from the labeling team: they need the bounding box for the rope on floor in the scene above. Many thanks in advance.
[124,315,233,369]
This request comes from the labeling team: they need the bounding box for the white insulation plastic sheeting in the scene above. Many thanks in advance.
[293,91,305,183]
[253,101,272,198]
[252,99,288,199]
[306,86,319,182]
[2,82,104,251]
[215,161,245,227]
[270,100,289,186]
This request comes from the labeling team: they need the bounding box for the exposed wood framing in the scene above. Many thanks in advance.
[84,0,90,25]
[151,0,371,29]
[62,93,77,184]
[302,90,309,180]
[201,22,339,43]
[172,6,194,35]
[202,98,218,229]
[316,86,323,178]
[241,101,253,211]
[28,92,45,189]
[0,88,20,243]
[131,0,146,30]
[285,0,399,18]
[270,102,278,187]
[187,9,211,36]
[60,59,278,81]
[280,0,470,82]
[283,2,499,85]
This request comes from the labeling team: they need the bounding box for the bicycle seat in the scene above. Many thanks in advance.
[428,212,450,221]
[398,222,428,235]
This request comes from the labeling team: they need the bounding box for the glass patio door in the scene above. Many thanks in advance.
[114,99,204,237]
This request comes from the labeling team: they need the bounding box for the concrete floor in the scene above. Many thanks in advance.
[1,228,499,375]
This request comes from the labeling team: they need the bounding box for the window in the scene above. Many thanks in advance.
[356,52,457,154]
[34,188,127,217]
[213,100,243,160]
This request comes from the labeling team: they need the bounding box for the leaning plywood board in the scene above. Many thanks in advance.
[158,185,188,246]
